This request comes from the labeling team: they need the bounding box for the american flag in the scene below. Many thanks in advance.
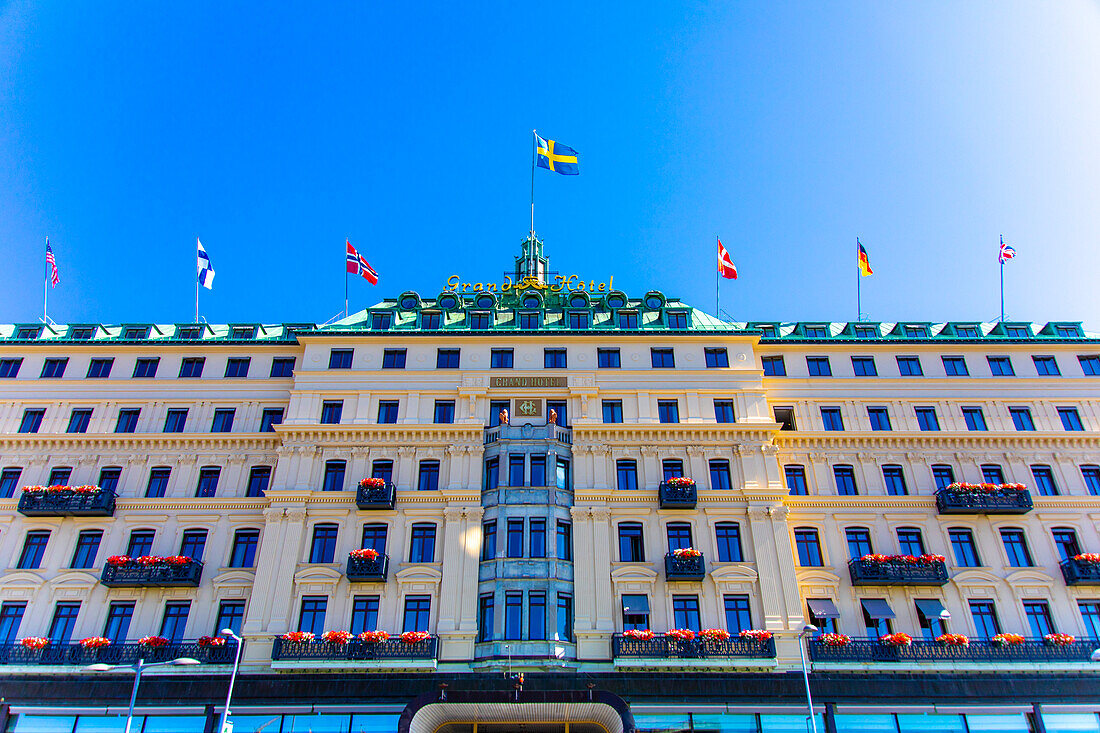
[998,237,1017,264]
[45,238,59,286]
[346,240,379,285]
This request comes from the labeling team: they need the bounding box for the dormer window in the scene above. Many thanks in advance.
[475,294,495,309]
[854,326,877,338]
[421,312,441,330]
[470,312,491,330]
[757,325,777,338]
[667,312,688,329]
[69,327,94,340]
[568,312,589,329]
[371,313,392,331]
[904,325,927,338]
[569,294,589,308]
[519,312,539,329]
[955,325,979,338]
[231,326,256,340]
[15,327,40,340]
[644,295,664,309]
[804,325,828,338]
[619,312,639,329]
[178,326,200,340]
[606,294,626,309]
[438,294,459,310]
[522,294,542,308]
[1055,325,1080,338]
[124,327,149,340]
[400,295,419,310]
[1004,325,1030,338]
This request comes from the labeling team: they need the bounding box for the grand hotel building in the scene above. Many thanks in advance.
[0,238,1098,733]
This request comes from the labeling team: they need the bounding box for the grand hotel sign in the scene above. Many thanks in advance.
[445,274,614,294]
[490,376,567,388]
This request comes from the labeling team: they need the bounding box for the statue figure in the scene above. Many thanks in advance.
[499,408,509,425]
[548,408,558,425]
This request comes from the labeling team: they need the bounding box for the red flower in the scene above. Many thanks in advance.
[19,637,48,650]
[139,636,169,648]
[80,637,111,649]
[665,628,696,641]
[358,631,390,643]
[282,631,315,642]
[738,629,773,641]
[349,548,380,560]
[400,631,431,644]
[700,628,731,641]
[622,629,654,640]
[197,636,227,647]
[322,630,353,644]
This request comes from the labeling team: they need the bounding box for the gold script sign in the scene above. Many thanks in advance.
[491,376,567,388]
[514,398,544,417]
[446,274,614,294]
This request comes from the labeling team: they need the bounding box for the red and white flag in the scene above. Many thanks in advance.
[717,237,737,280]
[346,240,379,285]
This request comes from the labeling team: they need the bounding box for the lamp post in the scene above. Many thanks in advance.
[1090,649,1100,662]
[85,656,200,733]
[798,624,819,733]
[218,629,244,733]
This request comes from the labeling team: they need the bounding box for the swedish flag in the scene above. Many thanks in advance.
[536,134,579,175]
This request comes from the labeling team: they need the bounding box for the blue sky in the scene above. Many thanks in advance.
[1,1,1098,327]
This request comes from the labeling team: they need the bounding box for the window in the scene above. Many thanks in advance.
[410,523,436,562]
[834,466,857,495]
[403,596,431,633]
[672,596,701,631]
[1004,325,1030,338]
[705,348,729,368]
[506,519,524,558]
[41,358,68,379]
[350,597,380,636]
[618,523,644,562]
[1054,325,1079,337]
[17,530,50,569]
[488,400,511,427]
[195,466,220,497]
[567,311,588,330]
[867,407,891,431]
[666,522,693,552]
[103,602,135,642]
[915,407,940,431]
[897,356,923,376]
[377,400,399,424]
[160,602,191,642]
[1052,528,1081,561]
[178,357,204,378]
[504,592,523,638]
[713,400,735,423]
[622,594,650,631]
[667,312,688,328]
[804,325,828,338]
[71,530,102,569]
[715,522,743,562]
[116,408,140,433]
[145,467,170,498]
[481,521,497,560]
[602,400,623,423]
[882,465,907,496]
[1059,407,1084,431]
[597,348,621,368]
[421,312,442,330]
[981,464,1005,484]
[1082,465,1100,496]
[230,326,255,340]
[1033,356,1060,375]
[211,408,235,432]
[490,349,513,369]
[1009,407,1035,431]
[942,356,968,376]
[806,600,838,634]
[852,357,877,376]
[0,358,22,378]
[821,407,844,431]
[1031,465,1058,496]
[785,465,807,496]
[321,400,343,424]
[709,459,732,490]
[519,312,539,329]
[904,325,927,337]
[362,524,387,554]
[556,520,572,560]
[0,602,26,644]
[960,406,987,431]
[469,312,491,330]
[229,529,260,567]
[794,528,822,566]
[98,467,121,493]
[556,593,573,641]
[270,357,295,377]
[1081,602,1100,641]
[773,407,796,430]
[543,348,567,369]
[164,408,188,433]
[1079,355,1100,376]
[1024,601,1055,637]
[1001,529,1033,566]
[48,602,80,643]
[618,312,638,329]
[18,409,44,433]
[932,464,955,490]
[418,460,440,491]
[862,601,893,637]
[224,358,250,378]
[260,408,283,433]
[48,467,71,485]
[651,348,675,368]
[87,358,114,378]
[309,524,338,563]
[761,356,786,376]
[478,595,494,641]
[950,529,981,567]
[846,528,873,559]
[508,454,525,487]
[724,595,752,633]
[328,349,353,369]
[370,459,394,485]
[896,528,925,556]
[372,313,392,330]
[436,349,460,368]
[483,458,499,490]
[323,460,346,492]
[0,468,19,498]
[657,400,679,424]
[806,357,832,376]
[662,459,684,480]
[954,325,979,338]
[70,328,93,340]
[298,597,327,636]
[987,356,1015,376]
[67,408,92,434]
[382,349,407,369]
[177,326,200,340]
[126,530,154,557]
[916,601,947,639]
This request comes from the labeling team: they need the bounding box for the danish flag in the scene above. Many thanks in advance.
[717,237,738,280]
[346,240,379,285]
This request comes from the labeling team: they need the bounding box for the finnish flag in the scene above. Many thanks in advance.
[197,238,215,289]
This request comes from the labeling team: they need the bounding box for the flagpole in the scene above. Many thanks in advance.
[530,130,537,237]
[715,236,720,318]
[345,238,350,318]
[43,236,48,323]
[856,238,861,321]
[999,235,1005,322]
[195,237,199,324]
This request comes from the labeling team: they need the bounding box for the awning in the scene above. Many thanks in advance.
[860,598,896,619]
[621,595,650,613]
[914,598,948,621]
[807,598,840,619]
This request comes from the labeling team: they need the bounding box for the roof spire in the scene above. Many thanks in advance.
[515,233,548,283]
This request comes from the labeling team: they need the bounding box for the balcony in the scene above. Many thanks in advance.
[483,424,572,445]
[848,557,949,586]
[355,481,396,510]
[101,559,203,588]
[346,553,389,582]
[612,634,775,661]
[0,640,235,665]
[658,481,697,509]
[271,636,437,664]
[1061,557,1100,585]
[935,485,1033,515]
[809,637,1095,663]
[17,488,116,517]
[665,552,706,581]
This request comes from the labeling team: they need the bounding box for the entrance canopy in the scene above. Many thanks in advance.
[400,691,635,733]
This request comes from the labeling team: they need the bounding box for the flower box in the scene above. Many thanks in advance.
[700,628,731,641]
[936,633,970,647]
[138,636,169,648]
[935,484,1032,514]
[880,633,913,647]
[612,632,776,660]
[848,556,949,586]
[1044,633,1076,646]
[80,637,111,649]
[622,629,654,640]
[346,552,388,582]
[101,557,203,587]
[355,479,396,510]
[19,637,48,650]
[17,485,116,517]
[659,479,697,509]
[322,631,353,644]
[991,633,1025,646]
[358,631,390,643]
[400,631,431,644]
[282,631,315,643]
[665,628,696,641]
[271,633,436,662]
[819,633,852,647]
[739,629,773,641]
[197,636,226,648]
[665,552,706,581]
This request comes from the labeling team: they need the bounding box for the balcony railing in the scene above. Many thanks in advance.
[101,559,203,588]
[483,424,572,445]
[658,481,697,509]
[1061,558,1100,585]
[0,640,235,665]
[612,634,775,660]
[935,486,1033,515]
[665,553,706,581]
[355,482,396,510]
[346,554,389,582]
[848,558,949,586]
[809,637,1095,663]
[17,489,117,517]
[272,636,437,662]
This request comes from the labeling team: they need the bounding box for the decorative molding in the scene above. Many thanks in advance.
[0,433,281,452]
[775,431,1100,451]
[574,425,778,446]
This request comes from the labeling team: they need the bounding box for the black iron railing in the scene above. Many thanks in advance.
[355,482,397,510]
[848,558,949,586]
[17,489,117,517]
[612,634,775,659]
[658,482,697,509]
[935,487,1033,514]
[272,636,437,661]
[809,637,1094,663]
[0,640,235,665]
[346,554,388,582]
[1061,558,1100,585]
[101,559,203,587]
[665,553,706,580]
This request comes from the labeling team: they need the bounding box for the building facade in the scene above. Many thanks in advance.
[0,238,1098,733]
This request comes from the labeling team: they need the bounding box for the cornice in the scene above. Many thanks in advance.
[273,424,483,446]
[0,433,281,452]
[774,431,1100,451]
[784,495,1100,511]
[573,424,779,445]
[573,488,750,506]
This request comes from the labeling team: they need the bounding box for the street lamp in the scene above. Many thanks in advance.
[1090,648,1100,662]
[798,624,819,733]
[85,656,200,733]
[218,629,245,733]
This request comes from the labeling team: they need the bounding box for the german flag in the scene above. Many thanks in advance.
[857,239,873,277]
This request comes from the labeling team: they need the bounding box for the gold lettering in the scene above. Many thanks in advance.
[597,282,606,292]
[462,283,474,292]
[565,274,581,291]
[474,283,483,292]
[608,275,614,291]
[446,275,459,292]
[588,280,596,292]
[487,282,497,292]
[501,275,513,292]
[551,274,565,292]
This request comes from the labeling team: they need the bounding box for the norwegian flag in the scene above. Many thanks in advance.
[346,240,379,285]
[717,237,738,279]
[45,238,59,286]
